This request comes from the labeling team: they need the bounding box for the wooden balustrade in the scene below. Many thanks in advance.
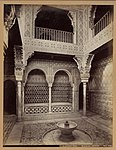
[92,11,112,36]
[35,27,73,43]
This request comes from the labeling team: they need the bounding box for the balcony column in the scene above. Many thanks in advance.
[88,6,97,38]
[68,11,76,44]
[48,83,52,113]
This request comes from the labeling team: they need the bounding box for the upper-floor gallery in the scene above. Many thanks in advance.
[4,4,113,56]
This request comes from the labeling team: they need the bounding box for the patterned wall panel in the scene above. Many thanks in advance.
[83,7,89,43]
[51,105,72,113]
[88,56,113,119]
[25,105,49,114]
[78,10,83,50]
[24,5,32,37]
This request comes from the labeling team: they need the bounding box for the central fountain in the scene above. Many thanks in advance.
[56,121,77,142]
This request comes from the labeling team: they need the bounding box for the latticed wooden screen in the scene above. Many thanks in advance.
[24,69,49,104]
[52,83,72,103]
[24,83,49,103]
[52,71,72,103]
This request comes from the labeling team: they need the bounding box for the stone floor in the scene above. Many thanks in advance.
[3,111,112,147]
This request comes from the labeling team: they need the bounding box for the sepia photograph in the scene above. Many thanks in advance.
[2,2,114,148]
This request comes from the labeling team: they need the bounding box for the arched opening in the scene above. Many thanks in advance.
[79,82,83,110]
[4,80,16,115]
[35,5,73,43]
[52,71,72,112]
[24,69,49,114]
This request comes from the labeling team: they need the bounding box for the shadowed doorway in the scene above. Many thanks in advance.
[79,82,83,110]
[4,80,16,115]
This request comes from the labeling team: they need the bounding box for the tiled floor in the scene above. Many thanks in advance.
[3,115,17,145]
[3,111,112,147]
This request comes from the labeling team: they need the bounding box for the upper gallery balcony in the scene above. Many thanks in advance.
[35,27,73,43]
[24,5,113,57]
[85,10,113,53]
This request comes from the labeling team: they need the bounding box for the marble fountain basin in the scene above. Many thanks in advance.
[56,121,77,142]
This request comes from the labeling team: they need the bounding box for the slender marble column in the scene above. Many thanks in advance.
[83,82,87,116]
[72,84,75,111]
[22,83,25,116]
[48,83,52,113]
[17,81,22,121]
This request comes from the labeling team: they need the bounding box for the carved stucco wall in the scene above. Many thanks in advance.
[88,55,113,119]
[24,58,81,111]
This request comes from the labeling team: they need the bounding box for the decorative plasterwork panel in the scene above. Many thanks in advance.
[24,5,32,37]
[24,38,83,66]
[83,6,89,43]
[77,10,83,50]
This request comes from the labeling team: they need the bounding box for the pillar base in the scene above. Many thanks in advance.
[17,117,22,122]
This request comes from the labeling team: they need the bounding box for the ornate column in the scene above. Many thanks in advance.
[72,84,75,111]
[14,45,24,121]
[48,83,52,113]
[73,54,94,115]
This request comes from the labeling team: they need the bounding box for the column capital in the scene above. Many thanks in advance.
[14,45,24,81]
[73,54,94,81]
[17,80,22,84]
[48,83,53,88]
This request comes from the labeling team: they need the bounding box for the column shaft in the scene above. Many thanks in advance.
[22,84,25,116]
[83,82,87,116]
[17,81,22,121]
[48,85,52,113]
[72,84,75,111]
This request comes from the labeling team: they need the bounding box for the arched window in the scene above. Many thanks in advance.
[35,5,73,43]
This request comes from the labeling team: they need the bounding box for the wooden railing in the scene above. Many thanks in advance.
[35,27,73,43]
[92,11,112,36]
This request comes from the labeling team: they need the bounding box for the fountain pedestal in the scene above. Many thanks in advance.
[57,121,77,142]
